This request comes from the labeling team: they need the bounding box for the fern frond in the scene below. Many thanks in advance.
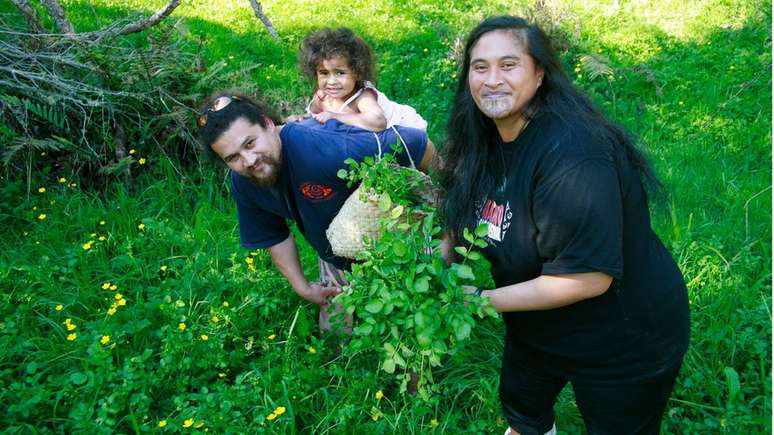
[581,54,615,81]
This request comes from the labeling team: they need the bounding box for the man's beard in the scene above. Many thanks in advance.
[477,95,515,119]
[245,154,282,188]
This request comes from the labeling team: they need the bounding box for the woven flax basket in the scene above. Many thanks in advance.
[326,128,437,259]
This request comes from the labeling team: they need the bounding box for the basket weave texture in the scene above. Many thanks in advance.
[326,168,437,259]
[325,185,381,259]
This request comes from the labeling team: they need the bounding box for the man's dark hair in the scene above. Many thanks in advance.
[439,15,661,236]
[196,91,282,161]
[298,27,376,90]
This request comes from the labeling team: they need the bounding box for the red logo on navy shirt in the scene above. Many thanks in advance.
[299,182,334,201]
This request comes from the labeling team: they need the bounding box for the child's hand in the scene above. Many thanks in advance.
[285,114,308,123]
[312,111,335,124]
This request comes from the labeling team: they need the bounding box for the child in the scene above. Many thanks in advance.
[291,27,427,132]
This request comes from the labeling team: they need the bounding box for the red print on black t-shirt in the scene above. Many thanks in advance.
[299,182,334,201]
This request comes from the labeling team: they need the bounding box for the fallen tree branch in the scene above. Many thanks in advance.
[74,0,182,42]
[9,0,45,34]
[39,0,75,34]
[248,0,280,41]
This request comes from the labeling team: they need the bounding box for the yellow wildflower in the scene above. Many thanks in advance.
[267,334,276,340]
[115,293,123,300]
[222,301,229,307]
[69,182,76,188]
[375,390,383,400]
[117,299,126,306]
[308,346,316,354]
[100,335,110,344]
[102,282,111,290]
[275,406,286,415]
[38,187,46,193]
[266,413,277,421]
[218,372,226,378]
[200,334,208,341]
[99,220,106,225]
[98,236,106,241]
[137,223,145,230]
[90,233,96,237]
[66,333,77,341]
[178,322,186,331]
[66,323,76,331]
[183,418,193,428]
[38,214,46,220]
[129,149,136,155]
[211,315,219,323]
[160,265,167,272]
[107,307,117,316]
[431,418,439,427]
[158,420,167,427]
[59,177,67,183]
[82,242,93,250]
[55,304,63,311]
[110,284,117,291]
[139,158,146,165]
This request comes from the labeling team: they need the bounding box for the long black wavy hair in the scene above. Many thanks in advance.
[439,15,660,236]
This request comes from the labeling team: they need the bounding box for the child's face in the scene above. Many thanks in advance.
[316,56,358,99]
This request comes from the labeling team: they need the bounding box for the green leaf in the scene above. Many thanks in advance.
[390,205,404,219]
[467,251,482,261]
[474,223,489,238]
[382,358,396,373]
[70,372,87,385]
[724,366,741,404]
[455,264,475,280]
[454,246,468,256]
[354,323,373,336]
[392,240,408,257]
[379,193,392,211]
[455,322,472,341]
[414,275,429,293]
[336,169,348,179]
[463,227,474,244]
[365,301,383,314]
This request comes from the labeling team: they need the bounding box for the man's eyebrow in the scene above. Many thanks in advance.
[240,136,253,147]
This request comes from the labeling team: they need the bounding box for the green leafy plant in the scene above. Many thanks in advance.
[334,147,496,398]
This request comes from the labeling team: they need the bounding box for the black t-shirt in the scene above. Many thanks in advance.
[477,111,690,382]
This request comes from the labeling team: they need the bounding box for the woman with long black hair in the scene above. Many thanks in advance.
[439,16,690,434]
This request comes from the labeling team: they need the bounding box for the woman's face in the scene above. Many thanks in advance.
[468,30,544,123]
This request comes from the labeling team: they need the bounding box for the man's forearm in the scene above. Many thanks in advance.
[267,234,310,297]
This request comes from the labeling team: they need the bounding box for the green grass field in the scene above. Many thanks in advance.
[1,0,771,433]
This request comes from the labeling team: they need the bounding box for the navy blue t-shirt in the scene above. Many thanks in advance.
[230,118,428,270]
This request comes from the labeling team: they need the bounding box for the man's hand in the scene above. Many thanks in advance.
[300,282,340,305]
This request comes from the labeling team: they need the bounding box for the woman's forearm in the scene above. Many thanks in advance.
[482,272,613,312]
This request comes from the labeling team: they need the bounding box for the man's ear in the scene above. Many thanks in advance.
[264,117,275,129]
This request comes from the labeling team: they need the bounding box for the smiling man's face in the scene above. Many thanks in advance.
[211,117,283,187]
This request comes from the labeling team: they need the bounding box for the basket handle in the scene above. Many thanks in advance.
[371,126,416,169]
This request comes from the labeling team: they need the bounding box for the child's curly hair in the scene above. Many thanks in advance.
[299,28,375,88]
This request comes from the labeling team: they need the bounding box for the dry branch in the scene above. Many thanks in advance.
[248,0,280,41]
[39,0,75,34]
[70,0,181,42]
[9,0,45,34]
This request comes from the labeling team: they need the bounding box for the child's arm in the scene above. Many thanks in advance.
[312,91,387,131]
